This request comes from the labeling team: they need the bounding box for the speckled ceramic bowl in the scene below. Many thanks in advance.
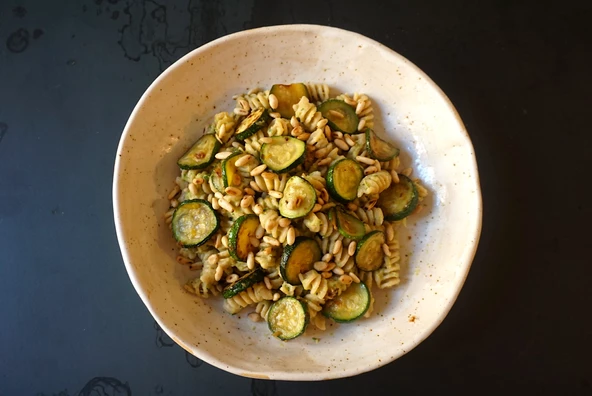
[113,24,482,380]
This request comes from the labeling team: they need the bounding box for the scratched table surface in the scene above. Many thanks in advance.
[1,0,591,395]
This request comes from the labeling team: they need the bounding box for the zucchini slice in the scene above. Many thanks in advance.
[172,199,219,247]
[269,83,310,118]
[228,214,260,261]
[235,108,270,140]
[377,174,418,221]
[268,296,309,340]
[318,99,359,134]
[278,176,317,219]
[322,281,370,323]
[177,134,221,170]
[280,237,322,285]
[210,164,225,193]
[355,230,385,271]
[222,268,264,298]
[260,136,306,173]
[365,129,400,161]
[326,158,364,203]
[334,208,366,240]
[222,151,244,188]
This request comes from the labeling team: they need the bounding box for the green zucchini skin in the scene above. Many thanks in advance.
[377,174,418,221]
[318,99,359,134]
[260,136,306,173]
[177,134,221,170]
[280,237,322,285]
[267,296,309,340]
[322,281,370,323]
[227,214,260,261]
[334,208,366,240]
[355,230,385,271]
[326,158,364,203]
[365,129,400,161]
[221,151,244,188]
[235,108,270,140]
[222,268,265,299]
[172,199,219,248]
[278,176,317,219]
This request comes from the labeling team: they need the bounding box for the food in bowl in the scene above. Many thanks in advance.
[163,83,428,340]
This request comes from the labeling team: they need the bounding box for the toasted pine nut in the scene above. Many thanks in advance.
[321,271,332,279]
[385,222,395,242]
[312,203,322,213]
[249,237,260,248]
[188,183,198,196]
[269,112,281,118]
[332,266,344,275]
[382,243,391,256]
[225,186,242,196]
[325,263,336,272]
[317,157,333,166]
[269,93,279,109]
[214,265,224,281]
[348,241,357,256]
[250,164,267,176]
[208,254,219,265]
[364,166,378,175]
[221,235,229,248]
[261,172,276,180]
[290,116,299,128]
[232,174,242,186]
[391,170,400,183]
[321,203,336,211]
[240,195,254,208]
[255,225,265,239]
[215,151,233,160]
[215,234,222,249]
[347,203,358,211]
[356,155,375,165]
[170,199,179,208]
[263,236,280,246]
[264,276,273,290]
[278,218,291,228]
[167,185,180,200]
[250,180,263,193]
[334,138,349,151]
[247,251,255,270]
[328,109,345,119]
[314,261,328,272]
[244,187,256,195]
[339,274,353,285]
[234,155,252,167]
[332,240,343,255]
[260,137,273,144]
[268,190,283,199]
[349,272,361,283]
[322,253,333,263]
[218,198,234,212]
[253,204,264,215]
[316,118,328,129]
[344,135,356,147]
[287,227,296,245]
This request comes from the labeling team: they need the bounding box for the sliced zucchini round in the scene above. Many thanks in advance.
[334,208,366,240]
[177,134,221,170]
[278,176,317,219]
[355,230,385,271]
[222,151,244,188]
[270,83,310,118]
[172,199,219,248]
[260,136,306,173]
[377,174,418,221]
[268,296,309,340]
[322,281,370,323]
[210,164,225,193]
[326,158,364,203]
[280,237,322,285]
[222,268,264,299]
[318,99,359,134]
[365,129,400,161]
[228,214,260,261]
[235,108,270,140]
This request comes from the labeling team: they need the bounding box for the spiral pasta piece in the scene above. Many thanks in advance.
[212,112,237,144]
[355,207,384,226]
[223,282,273,314]
[293,96,325,132]
[235,91,271,113]
[267,118,291,137]
[184,277,219,298]
[255,300,272,320]
[305,83,330,103]
[374,237,401,289]
[357,171,392,198]
[299,270,329,300]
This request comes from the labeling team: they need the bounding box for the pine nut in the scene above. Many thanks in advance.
[382,243,391,256]
[334,139,349,151]
[215,151,233,160]
[287,227,296,245]
[348,241,357,256]
[247,251,255,270]
[250,164,267,176]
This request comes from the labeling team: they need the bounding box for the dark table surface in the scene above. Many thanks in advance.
[1,0,591,395]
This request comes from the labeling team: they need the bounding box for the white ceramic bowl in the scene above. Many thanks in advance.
[113,24,482,380]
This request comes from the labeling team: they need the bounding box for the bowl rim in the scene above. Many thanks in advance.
[113,23,483,380]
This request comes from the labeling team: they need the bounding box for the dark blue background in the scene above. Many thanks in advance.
[1,0,591,395]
